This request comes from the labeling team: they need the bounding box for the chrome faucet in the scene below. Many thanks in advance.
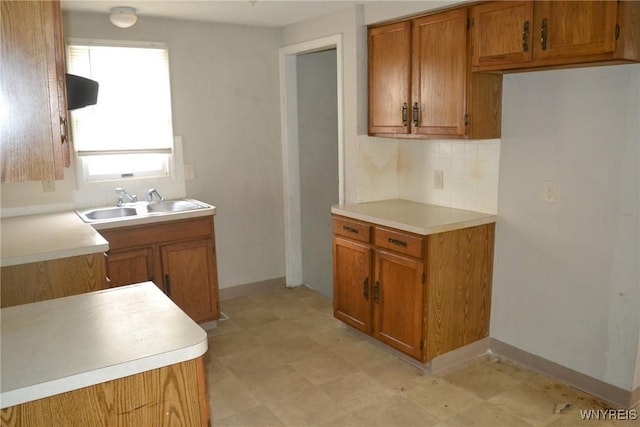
[147,188,165,203]
[115,187,137,206]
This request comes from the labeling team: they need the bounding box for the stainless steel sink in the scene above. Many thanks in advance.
[146,200,204,213]
[76,198,212,225]
[82,207,138,220]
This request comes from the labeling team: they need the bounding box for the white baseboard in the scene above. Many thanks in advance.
[490,338,639,409]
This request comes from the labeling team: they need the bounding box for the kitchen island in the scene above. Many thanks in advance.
[0,282,210,426]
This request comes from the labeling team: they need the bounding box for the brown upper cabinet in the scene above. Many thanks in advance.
[368,7,502,139]
[1,0,70,183]
[471,0,640,72]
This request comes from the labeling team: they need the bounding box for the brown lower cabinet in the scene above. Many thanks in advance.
[333,215,495,362]
[99,216,220,324]
[0,253,107,308]
[0,357,209,427]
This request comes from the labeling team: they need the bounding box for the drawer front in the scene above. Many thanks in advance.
[100,217,214,251]
[333,216,371,243]
[375,227,423,258]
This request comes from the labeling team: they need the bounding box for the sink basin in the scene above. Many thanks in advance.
[82,207,138,220]
[76,198,212,225]
[146,200,204,213]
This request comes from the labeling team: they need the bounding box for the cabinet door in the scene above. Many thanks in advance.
[0,0,68,183]
[471,1,534,70]
[374,249,424,360]
[411,8,468,137]
[368,21,411,135]
[161,239,219,323]
[106,248,154,288]
[333,236,373,334]
[533,1,618,60]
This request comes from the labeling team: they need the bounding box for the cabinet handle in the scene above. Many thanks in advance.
[388,237,408,247]
[60,116,68,144]
[540,18,548,51]
[401,102,408,126]
[342,225,359,234]
[363,277,369,300]
[373,281,380,303]
[522,21,530,52]
[412,102,419,127]
[164,274,171,296]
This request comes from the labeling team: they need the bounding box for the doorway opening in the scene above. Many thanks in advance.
[279,35,345,298]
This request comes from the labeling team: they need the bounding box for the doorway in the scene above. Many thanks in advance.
[279,35,344,298]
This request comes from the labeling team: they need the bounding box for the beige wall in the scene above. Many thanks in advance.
[494,65,640,392]
[2,11,286,290]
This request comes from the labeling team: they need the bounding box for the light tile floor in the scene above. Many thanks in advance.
[204,286,639,427]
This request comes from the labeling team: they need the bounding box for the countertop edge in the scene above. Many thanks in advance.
[0,242,110,268]
[87,205,216,230]
[331,202,497,235]
[0,338,208,409]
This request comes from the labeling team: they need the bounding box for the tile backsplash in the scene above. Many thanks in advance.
[358,136,500,214]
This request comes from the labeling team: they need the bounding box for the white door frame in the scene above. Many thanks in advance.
[279,34,345,288]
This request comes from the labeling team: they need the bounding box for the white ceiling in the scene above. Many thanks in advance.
[61,0,376,28]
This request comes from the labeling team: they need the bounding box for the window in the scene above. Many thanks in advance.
[66,39,174,182]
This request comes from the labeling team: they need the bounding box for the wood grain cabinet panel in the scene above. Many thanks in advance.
[333,236,373,334]
[98,217,220,324]
[411,9,468,137]
[368,21,412,135]
[161,239,220,323]
[0,253,107,308]
[471,0,640,72]
[471,1,535,69]
[0,0,70,183]
[0,358,210,427]
[105,248,154,288]
[368,7,502,139]
[332,215,495,362]
[374,249,424,360]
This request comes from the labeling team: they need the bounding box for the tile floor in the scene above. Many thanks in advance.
[204,286,639,427]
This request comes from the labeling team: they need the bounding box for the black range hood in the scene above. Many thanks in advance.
[66,74,99,111]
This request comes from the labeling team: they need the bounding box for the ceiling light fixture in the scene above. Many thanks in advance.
[109,7,138,28]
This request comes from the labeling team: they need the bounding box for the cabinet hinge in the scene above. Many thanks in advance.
[420,339,425,351]
[615,23,620,41]
[467,17,471,30]
[464,114,469,126]
[422,272,426,284]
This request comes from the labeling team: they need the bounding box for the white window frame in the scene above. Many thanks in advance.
[66,38,176,185]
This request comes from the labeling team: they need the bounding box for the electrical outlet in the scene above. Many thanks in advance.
[543,180,557,203]
[434,170,444,190]
[184,164,195,181]
[42,179,56,192]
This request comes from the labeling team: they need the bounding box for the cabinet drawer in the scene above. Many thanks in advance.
[333,216,371,243]
[375,227,423,258]
[100,217,214,251]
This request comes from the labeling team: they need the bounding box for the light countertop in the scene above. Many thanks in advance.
[0,211,109,267]
[332,199,496,235]
[0,282,208,409]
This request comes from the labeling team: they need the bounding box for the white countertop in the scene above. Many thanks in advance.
[0,282,208,409]
[0,211,109,267]
[332,199,496,235]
